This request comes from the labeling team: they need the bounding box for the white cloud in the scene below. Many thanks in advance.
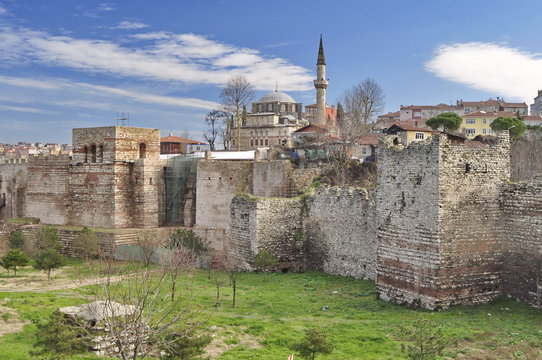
[0,104,56,114]
[0,6,7,15]
[426,42,541,102]
[0,74,219,110]
[0,26,312,91]
[97,3,115,12]
[115,21,149,30]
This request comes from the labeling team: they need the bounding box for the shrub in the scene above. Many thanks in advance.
[292,328,334,360]
[8,229,26,249]
[34,249,65,280]
[0,249,30,276]
[35,226,61,253]
[32,310,91,358]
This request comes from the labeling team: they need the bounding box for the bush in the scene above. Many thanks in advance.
[168,229,209,256]
[0,249,30,276]
[253,249,278,272]
[35,226,61,253]
[162,331,212,359]
[400,318,449,360]
[32,310,91,358]
[8,230,26,250]
[72,226,100,259]
[292,328,334,360]
[34,249,65,280]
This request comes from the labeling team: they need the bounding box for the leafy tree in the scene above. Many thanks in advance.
[0,249,29,276]
[400,318,449,360]
[253,249,278,281]
[490,116,526,139]
[35,226,62,253]
[292,328,335,360]
[426,112,462,133]
[8,229,26,249]
[34,249,65,280]
[32,310,91,358]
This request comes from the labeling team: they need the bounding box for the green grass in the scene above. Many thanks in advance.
[0,268,541,359]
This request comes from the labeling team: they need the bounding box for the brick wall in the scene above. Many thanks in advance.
[0,162,27,221]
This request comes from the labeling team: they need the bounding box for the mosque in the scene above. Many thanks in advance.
[237,36,336,150]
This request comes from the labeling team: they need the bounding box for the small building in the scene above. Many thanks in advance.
[460,111,515,138]
[160,134,209,155]
[386,123,434,145]
[304,104,337,127]
[523,115,542,127]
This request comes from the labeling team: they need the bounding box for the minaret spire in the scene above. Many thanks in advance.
[313,35,329,125]
[317,34,326,65]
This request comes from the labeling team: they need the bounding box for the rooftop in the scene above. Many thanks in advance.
[258,90,296,103]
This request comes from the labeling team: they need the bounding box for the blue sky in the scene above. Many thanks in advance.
[1,0,542,143]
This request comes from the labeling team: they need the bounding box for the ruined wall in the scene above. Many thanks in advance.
[501,175,542,307]
[0,161,27,221]
[195,160,253,250]
[26,155,70,225]
[376,133,510,310]
[304,186,377,280]
[436,133,510,307]
[376,137,441,308]
[229,195,303,270]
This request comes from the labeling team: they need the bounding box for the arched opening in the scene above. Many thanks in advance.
[139,143,146,159]
[98,145,104,162]
[83,146,89,163]
[91,145,97,163]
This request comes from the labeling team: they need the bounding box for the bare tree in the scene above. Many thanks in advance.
[511,131,542,181]
[76,253,202,359]
[219,75,255,150]
[203,110,228,151]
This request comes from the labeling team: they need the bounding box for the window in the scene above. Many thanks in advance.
[415,132,425,140]
[250,139,254,147]
[466,119,476,124]
[139,143,146,159]
[264,139,268,146]
[98,145,104,162]
[483,119,487,124]
[83,146,88,163]
[483,129,487,134]
[465,128,476,135]
[281,104,286,111]
[267,104,272,111]
[90,144,97,163]
[413,110,421,118]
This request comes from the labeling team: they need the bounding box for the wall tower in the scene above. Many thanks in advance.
[314,35,328,125]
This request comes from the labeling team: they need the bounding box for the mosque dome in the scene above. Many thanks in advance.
[259,90,296,103]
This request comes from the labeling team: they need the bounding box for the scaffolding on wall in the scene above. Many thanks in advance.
[164,156,200,226]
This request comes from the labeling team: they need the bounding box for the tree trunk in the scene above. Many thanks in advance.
[232,279,237,308]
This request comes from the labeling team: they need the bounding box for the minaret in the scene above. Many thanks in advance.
[313,35,328,125]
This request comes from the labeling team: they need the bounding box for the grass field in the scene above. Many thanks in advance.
[0,264,540,359]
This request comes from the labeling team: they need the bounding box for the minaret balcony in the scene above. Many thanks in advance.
[314,79,328,88]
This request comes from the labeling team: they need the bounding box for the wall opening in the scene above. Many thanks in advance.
[91,145,97,163]
[139,143,147,159]
[98,145,104,162]
[83,146,89,163]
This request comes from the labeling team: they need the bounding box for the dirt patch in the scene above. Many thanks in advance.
[0,266,136,293]
[204,326,261,358]
[0,302,28,337]
[448,342,542,359]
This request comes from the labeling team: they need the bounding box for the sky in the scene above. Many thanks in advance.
[1,0,542,144]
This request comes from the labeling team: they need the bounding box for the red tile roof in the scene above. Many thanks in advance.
[501,102,528,107]
[460,99,501,107]
[160,136,206,144]
[388,123,435,133]
[355,134,382,145]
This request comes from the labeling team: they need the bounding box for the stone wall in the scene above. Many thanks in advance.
[436,133,510,307]
[0,162,27,221]
[229,195,303,270]
[72,126,160,163]
[376,133,510,309]
[195,160,254,250]
[501,175,542,307]
[304,186,377,280]
[26,155,70,225]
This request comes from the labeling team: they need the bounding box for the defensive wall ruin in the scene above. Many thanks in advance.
[2,126,542,310]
